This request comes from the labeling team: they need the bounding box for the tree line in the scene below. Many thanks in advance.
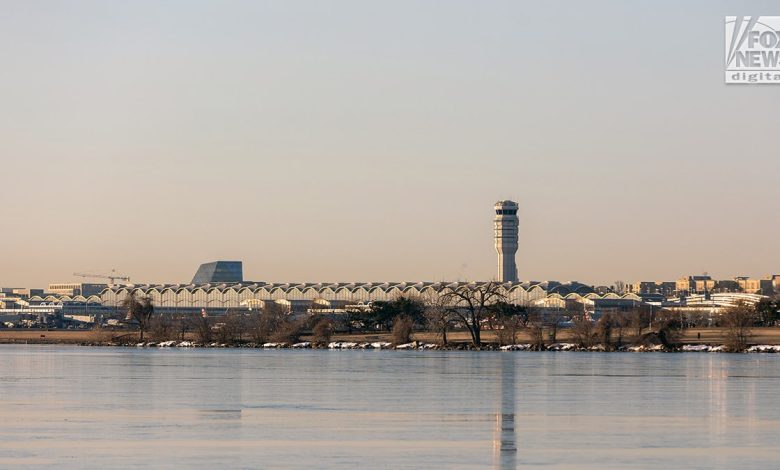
[119,286,780,351]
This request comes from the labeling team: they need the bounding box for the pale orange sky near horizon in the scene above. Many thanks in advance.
[1,0,778,288]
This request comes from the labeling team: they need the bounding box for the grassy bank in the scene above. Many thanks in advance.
[3,327,780,348]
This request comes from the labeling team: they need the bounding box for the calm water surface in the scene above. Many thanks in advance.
[1,346,778,469]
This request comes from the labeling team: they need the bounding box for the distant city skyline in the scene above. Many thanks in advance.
[1,0,778,288]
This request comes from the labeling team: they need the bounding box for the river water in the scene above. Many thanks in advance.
[0,346,778,469]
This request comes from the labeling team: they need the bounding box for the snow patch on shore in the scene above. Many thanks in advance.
[500,344,531,351]
[747,345,780,353]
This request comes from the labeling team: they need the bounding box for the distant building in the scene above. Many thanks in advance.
[594,285,614,295]
[711,279,738,292]
[734,277,774,295]
[47,283,107,297]
[191,261,243,284]
[773,275,780,293]
[628,281,676,296]
[97,280,600,316]
[494,200,519,283]
[592,297,645,316]
[0,288,44,298]
[0,297,21,309]
[17,288,44,298]
[676,276,715,295]
[672,275,774,296]
[637,293,666,305]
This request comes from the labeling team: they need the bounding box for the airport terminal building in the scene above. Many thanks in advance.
[10,201,774,325]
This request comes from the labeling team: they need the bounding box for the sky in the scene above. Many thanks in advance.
[1,0,778,288]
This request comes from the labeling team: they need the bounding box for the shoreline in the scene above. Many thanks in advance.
[3,337,780,354]
[2,328,780,353]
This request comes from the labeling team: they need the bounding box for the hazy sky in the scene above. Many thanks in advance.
[1,0,778,288]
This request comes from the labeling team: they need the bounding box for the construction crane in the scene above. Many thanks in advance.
[73,269,131,285]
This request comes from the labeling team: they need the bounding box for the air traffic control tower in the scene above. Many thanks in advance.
[494,200,519,283]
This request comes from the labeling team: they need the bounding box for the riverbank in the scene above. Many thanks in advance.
[2,328,780,352]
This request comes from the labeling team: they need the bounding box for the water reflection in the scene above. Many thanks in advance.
[1,347,779,469]
[493,354,516,469]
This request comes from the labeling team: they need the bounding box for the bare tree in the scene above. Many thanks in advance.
[755,298,780,326]
[721,301,756,352]
[422,290,452,345]
[311,318,333,344]
[612,312,628,348]
[121,291,154,341]
[369,296,425,332]
[544,308,565,343]
[216,310,248,344]
[628,307,651,339]
[496,316,524,346]
[242,303,304,344]
[268,313,305,343]
[173,313,192,341]
[342,307,363,334]
[596,313,615,350]
[193,314,212,343]
[149,314,174,342]
[654,309,683,348]
[443,282,506,347]
[525,308,546,350]
[493,302,527,346]
[570,314,597,348]
[391,315,414,344]
[248,303,287,343]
